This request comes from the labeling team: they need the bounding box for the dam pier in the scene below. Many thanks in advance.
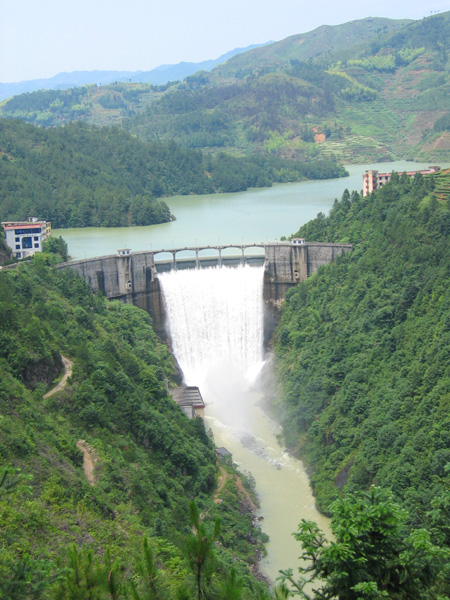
[56,241,351,336]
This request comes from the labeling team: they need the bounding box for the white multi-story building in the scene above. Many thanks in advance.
[1,218,52,259]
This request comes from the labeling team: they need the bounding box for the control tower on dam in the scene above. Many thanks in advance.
[56,241,351,337]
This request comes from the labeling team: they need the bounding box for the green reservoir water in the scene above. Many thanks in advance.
[55,160,447,583]
[55,161,441,260]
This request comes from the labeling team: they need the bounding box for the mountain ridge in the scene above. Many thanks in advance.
[211,17,412,78]
[1,13,449,163]
[0,42,270,102]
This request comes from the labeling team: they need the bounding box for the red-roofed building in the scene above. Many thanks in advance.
[1,218,51,259]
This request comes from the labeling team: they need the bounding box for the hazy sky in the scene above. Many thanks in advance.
[1,0,448,82]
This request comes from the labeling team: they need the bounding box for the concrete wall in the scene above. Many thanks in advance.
[56,251,167,337]
[263,243,351,315]
[57,242,351,336]
[306,243,352,276]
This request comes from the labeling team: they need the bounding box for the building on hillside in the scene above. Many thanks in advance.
[1,218,51,259]
[362,166,441,196]
[171,386,205,419]
[215,447,232,460]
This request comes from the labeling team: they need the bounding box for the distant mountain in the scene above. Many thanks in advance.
[0,43,270,102]
[2,13,449,164]
[211,17,412,78]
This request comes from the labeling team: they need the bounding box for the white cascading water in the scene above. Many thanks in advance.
[159,263,331,583]
[159,264,265,389]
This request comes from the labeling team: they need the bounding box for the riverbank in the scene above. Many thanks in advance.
[212,461,271,585]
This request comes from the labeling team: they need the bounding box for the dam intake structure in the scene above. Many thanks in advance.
[56,241,351,337]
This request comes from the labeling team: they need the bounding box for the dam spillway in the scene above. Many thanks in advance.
[159,265,265,387]
[55,247,339,580]
[56,241,352,337]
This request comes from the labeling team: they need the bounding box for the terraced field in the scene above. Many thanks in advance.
[432,168,450,201]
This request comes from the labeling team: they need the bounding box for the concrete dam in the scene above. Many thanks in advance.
[56,242,351,337]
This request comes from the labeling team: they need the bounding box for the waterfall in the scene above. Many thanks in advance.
[159,265,265,390]
[160,263,331,582]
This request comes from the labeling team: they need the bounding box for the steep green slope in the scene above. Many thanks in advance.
[0,119,174,228]
[0,257,268,598]
[275,170,450,525]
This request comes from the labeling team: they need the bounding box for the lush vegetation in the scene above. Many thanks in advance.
[271,169,450,596]
[0,88,92,126]
[275,170,450,521]
[278,486,450,599]
[434,113,450,132]
[0,118,347,229]
[0,255,270,598]
[0,83,166,128]
[5,175,450,598]
[122,9,450,163]
[124,9,442,163]
[124,72,340,154]
[0,227,11,263]
[0,119,172,228]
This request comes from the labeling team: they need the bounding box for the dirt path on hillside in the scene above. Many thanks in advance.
[43,355,73,399]
[76,440,99,486]
[214,466,229,498]
[214,465,258,511]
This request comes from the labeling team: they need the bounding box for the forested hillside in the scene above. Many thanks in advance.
[275,169,450,525]
[0,118,347,229]
[4,177,450,598]
[0,255,269,598]
[2,14,448,163]
[0,119,173,228]
[270,170,450,597]
[125,12,450,161]
[0,82,170,128]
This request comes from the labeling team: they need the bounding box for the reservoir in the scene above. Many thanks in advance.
[55,161,441,260]
[55,160,447,583]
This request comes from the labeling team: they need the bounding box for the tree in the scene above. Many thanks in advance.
[54,545,103,600]
[0,464,32,497]
[279,486,442,600]
[43,235,68,262]
[186,500,220,599]
[129,538,159,600]
[221,568,244,600]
